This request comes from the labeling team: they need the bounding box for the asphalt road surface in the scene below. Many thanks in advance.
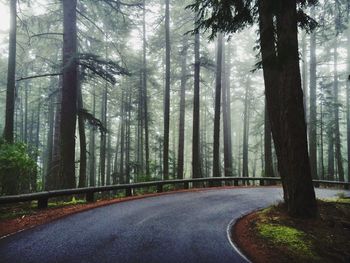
[0,187,348,263]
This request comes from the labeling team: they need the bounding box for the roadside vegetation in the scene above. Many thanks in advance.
[234,194,350,263]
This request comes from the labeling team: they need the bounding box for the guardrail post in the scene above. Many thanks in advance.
[314,182,320,188]
[38,197,48,209]
[184,182,189,189]
[126,188,132,197]
[86,192,95,203]
[157,184,163,193]
[260,179,265,186]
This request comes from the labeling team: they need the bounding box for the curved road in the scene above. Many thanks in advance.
[0,188,348,263]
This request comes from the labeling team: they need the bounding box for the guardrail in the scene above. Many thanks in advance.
[0,177,349,209]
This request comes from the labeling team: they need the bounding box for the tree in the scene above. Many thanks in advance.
[309,5,317,180]
[222,41,233,177]
[192,17,203,180]
[212,33,223,178]
[163,0,171,180]
[4,0,17,143]
[59,0,78,189]
[191,0,318,217]
[177,35,188,179]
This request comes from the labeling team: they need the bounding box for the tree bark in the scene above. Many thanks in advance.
[77,84,86,188]
[222,41,233,177]
[258,0,317,217]
[89,91,96,187]
[212,33,223,178]
[192,19,203,179]
[309,6,318,179]
[163,0,171,180]
[333,38,344,181]
[264,104,274,178]
[4,0,17,143]
[59,0,78,189]
[242,79,250,178]
[177,36,188,179]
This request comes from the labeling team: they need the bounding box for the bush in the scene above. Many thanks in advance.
[0,140,37,195]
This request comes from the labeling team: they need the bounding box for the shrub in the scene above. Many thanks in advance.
[0,140,37,195]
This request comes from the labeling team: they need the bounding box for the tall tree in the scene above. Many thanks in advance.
[308,6,317,179]
[192,18,203,179]
[163,0,171,180]
[59,0,78,189]
[222,41,233,177]
[212,33,223,178]
[77,84,87,188]
[242,78,250,178]
[142,0,150,177]
[4,0,17,143]
[177,35,188,179]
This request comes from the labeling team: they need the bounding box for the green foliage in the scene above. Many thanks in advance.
[0,140,37,195]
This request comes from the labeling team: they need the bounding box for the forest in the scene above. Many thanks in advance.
[0,0,349,215]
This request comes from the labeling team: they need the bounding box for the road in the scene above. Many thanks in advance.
[0,187,348,263]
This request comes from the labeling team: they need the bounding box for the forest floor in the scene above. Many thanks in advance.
[233,196,350,263]
[0,185,261,239]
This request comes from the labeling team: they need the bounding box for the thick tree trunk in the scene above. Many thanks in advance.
[4,0,17,143]
[347,7,350,182]
[163,0,171,180]
[59,0,78,189]
[258,0,317,217]
[177,36,188,179]
[212,33,223,178]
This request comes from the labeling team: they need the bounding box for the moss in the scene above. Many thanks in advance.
[257,223,318,260]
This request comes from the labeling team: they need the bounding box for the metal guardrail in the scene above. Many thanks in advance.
[0,177,348,209]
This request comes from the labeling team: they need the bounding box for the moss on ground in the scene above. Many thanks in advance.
[257,223,318,260]
[251,199,350,263]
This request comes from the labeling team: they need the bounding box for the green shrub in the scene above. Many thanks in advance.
[0,140,37,195]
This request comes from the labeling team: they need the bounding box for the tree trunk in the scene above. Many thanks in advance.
[177,36,188,179]
[77,84,86,188]
[4,0,17,143]
[89,92,96,187]
[242,79,250,178]
[163,0,171,180]
[333,39,344,181]
[142,0,150,177]
[258,0,317,217]
[309,6,317,180]
[59,0,78,189]
[100,87,107,186]
[347,5,350,182]
[222,40,233,177]
[213,33,223,178]
[192,18,203,179]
